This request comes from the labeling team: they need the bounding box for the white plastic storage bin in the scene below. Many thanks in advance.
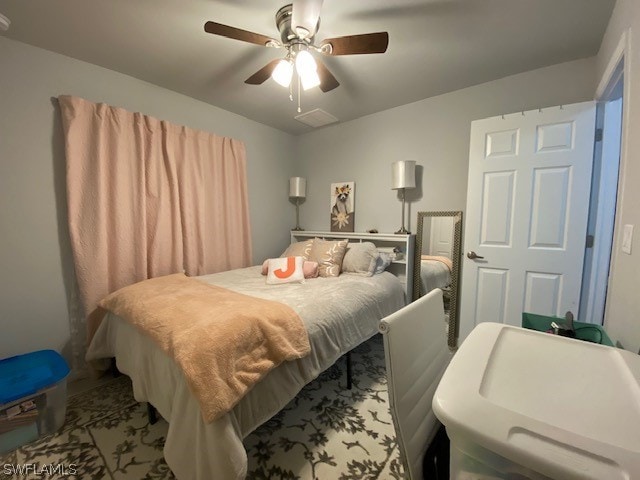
[0,350,70,454]
[433,323,640,480]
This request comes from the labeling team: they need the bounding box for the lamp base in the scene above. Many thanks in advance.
[394,227,410,235]
[291,227,305,231]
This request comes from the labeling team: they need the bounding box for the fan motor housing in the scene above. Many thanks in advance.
[275,4,318,45]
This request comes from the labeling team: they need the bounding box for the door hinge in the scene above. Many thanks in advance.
[595,128,603,142]
[586,234,594,248]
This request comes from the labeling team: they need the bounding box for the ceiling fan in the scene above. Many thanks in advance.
[204,0,389,94]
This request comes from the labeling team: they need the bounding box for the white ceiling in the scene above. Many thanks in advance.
[0,0,615,135]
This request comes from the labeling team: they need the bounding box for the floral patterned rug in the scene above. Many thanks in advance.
[1,335,404,479]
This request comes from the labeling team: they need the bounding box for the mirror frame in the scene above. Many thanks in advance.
[413,211,463,349]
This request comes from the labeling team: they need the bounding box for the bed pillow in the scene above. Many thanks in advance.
[374,252,393,274]
[309,238,349,277]
[341,242,378,276]
[303,261,319,278]
[280,239,314,260]
[266,256,305,285]
[262,259,319,278]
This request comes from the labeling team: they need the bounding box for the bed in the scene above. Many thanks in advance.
[86,265,405,479]
[419,256,452,296]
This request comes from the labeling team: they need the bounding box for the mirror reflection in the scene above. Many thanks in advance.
[413,211,462,349]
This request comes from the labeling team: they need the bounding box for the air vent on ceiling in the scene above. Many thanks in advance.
[294,108,338,128]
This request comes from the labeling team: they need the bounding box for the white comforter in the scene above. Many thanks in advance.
[86,267,405,479]
[420,260,452,295]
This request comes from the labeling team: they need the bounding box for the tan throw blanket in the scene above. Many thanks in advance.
[421,255,453,272]
[99,273,311,423]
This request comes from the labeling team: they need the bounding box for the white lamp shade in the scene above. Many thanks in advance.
[272,59,293,88]
[289,177,306,198]
[391,161,416,190]
[300,69,321,90]
[295,50,317,76]
[295,50,320,90]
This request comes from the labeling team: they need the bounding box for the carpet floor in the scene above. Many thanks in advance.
[1,335,405,479]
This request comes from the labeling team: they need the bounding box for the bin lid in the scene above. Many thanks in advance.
[433,323,640,480]
[0,350,70,404]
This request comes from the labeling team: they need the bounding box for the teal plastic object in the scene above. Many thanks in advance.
[0,350,70,404]
[1,424,38,453]
[522,312,614,347]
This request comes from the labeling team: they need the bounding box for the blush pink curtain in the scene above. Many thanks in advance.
[58,96,252,343]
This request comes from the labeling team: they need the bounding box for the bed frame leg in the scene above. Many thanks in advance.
[147,403,158,425]
[110,358,121,378]
[346,351,352,390]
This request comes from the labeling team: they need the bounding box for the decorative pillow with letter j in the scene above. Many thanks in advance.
[266,256,305,285]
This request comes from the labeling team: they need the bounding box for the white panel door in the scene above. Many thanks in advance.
[429,216,454,257]
[459,102,596,342]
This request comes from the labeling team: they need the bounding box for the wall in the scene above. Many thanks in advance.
[595,0,640,352]
[0,37,296,372]
[294,58,597,235]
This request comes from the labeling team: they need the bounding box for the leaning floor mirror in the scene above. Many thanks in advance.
[413,211,463,349]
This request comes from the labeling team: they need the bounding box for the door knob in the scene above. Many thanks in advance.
[467,251,485,260]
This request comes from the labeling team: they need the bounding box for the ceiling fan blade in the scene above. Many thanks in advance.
[204,21,274,47]
[244,59,281,85]
[316,60,339,93]
[321,32,389,55]
[292,0,324,39]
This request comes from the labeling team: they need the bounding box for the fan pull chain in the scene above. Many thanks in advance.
[289,78,293,102]
[297,74,302,113]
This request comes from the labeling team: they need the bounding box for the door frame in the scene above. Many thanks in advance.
[580,96,622,324]
[595,28,632,330]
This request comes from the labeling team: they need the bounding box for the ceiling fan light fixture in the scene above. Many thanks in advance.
[295,50,320,90]
[300,69,321,90]
[295,50,317,75]
[272,59,293,87]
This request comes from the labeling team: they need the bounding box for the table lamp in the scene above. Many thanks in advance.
[289,177,306,231]
[391,161,416,234]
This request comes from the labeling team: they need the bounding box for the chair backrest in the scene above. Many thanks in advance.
[379,288,452,480]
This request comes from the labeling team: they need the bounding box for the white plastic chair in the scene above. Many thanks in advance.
[379,288,452,480]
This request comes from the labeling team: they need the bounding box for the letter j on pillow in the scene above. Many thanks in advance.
[266,256,305,284]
